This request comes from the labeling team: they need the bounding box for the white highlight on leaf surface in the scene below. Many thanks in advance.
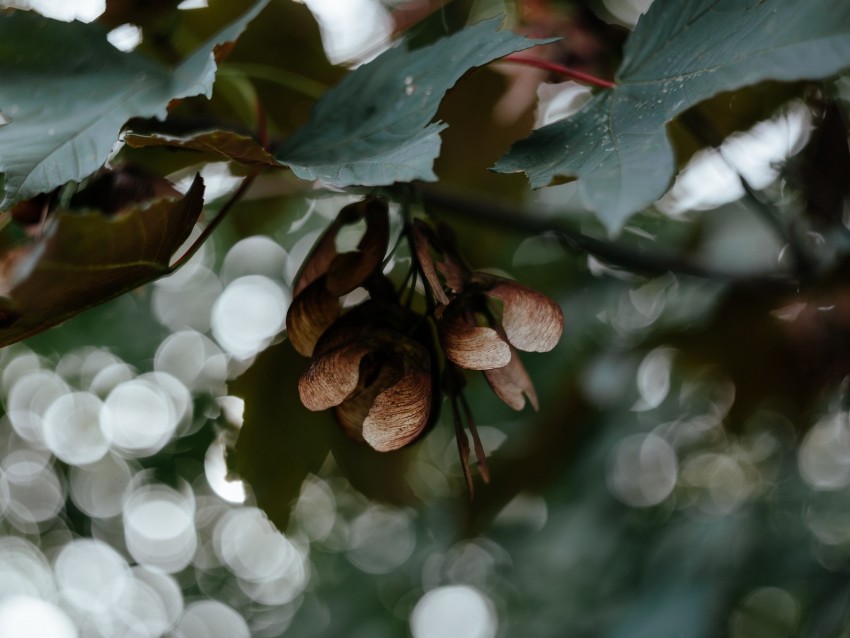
[204,435,247,504]
[107,24,143,52]
[410,585,497,638]
[0,0,104,22]
[602,0,655,28]
[171,162,241,202]
[659,100,812,215]
[302,0,392,66]
[534,81,592,129]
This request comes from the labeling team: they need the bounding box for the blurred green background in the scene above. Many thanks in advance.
[1,0,850,636]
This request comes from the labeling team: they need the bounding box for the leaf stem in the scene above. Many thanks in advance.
[168,172,257,273]
[502,54,616,89]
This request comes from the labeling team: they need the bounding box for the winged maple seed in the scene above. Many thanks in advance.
[287,198,440,452]
[287,197,564,493]
[411,219,564,410]
[298,301,439,452]
[286,197,389,356]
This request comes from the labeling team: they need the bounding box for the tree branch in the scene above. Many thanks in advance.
[415,184,799,289]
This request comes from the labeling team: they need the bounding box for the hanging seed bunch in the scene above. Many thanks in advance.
[286,197,564,491]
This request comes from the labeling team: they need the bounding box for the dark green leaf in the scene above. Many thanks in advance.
[276,18,551,186]
[230,340,333,530]
[123,131,280,168]
[0,175,204,346]
[0,1,268,208]
[494,0,850,234]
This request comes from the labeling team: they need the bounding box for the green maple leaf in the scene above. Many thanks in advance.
[0,0,268,208]
[494,0,850,234]
[276,18,552,187]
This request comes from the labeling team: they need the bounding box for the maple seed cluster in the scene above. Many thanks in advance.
[286,197,564,485]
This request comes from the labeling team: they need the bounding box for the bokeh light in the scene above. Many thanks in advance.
[410,585,497,638]
[211,275,289,360]
[123,474,197,573]
[100,379,180,457]
[0,596,76,638]
[174,600,250,638]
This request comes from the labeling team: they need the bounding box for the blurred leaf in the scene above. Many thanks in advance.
[495,0,850,234]
[124,131,280,167]
[0,0,268,208]
[232,339,425,513]
[329,434,422,506]
[276,18,550,186]
[230,340,333,530]
[0,175,204,346]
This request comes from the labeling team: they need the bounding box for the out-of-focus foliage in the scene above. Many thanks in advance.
[0,0,849,637]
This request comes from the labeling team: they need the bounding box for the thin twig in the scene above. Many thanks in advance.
[677,109,816,280]
[502,54,616,89]
[168,173,258,273]
[450,395,475,498]
[460,393,490,484]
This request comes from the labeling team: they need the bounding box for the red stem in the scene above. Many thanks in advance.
[503,54,616,89]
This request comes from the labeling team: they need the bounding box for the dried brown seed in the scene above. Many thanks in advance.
[298,340,371,411]
[412,219,450,305]
[292,197,389,297]
[326,201,389,296]
[483,347,539,411]
[486,278,563,353]
[285,277,340,357]
[362,365,432,451]
[440,310,511,370]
